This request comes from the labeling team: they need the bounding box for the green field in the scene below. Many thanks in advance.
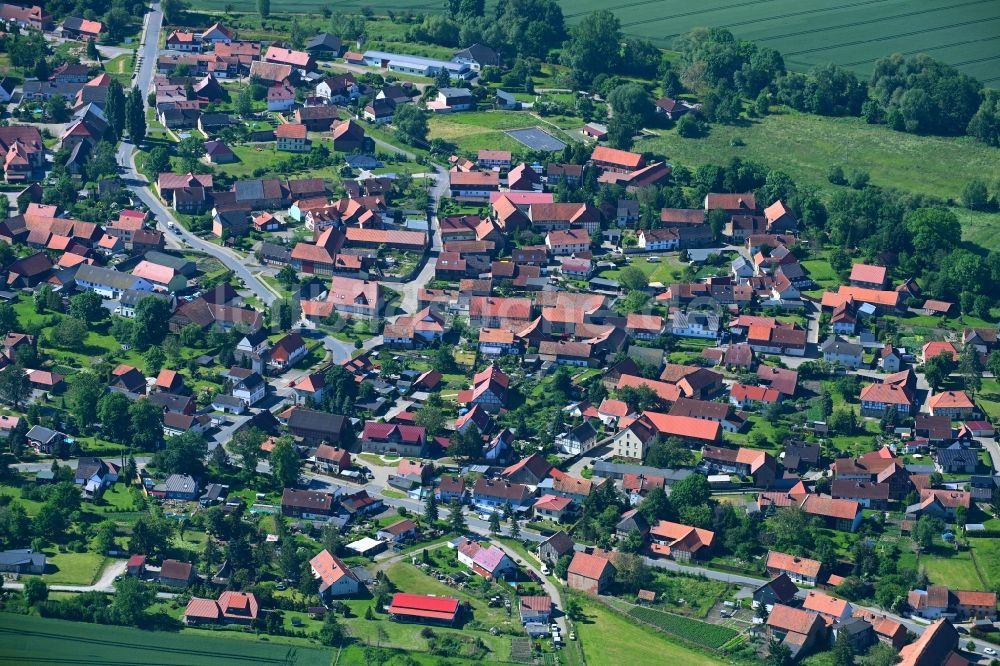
[185,0,1000,81]
[0,613,334,666]
[919,546,987,591]
[636,110,1000,203]
[574,599,724,666]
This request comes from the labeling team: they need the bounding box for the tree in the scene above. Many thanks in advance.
[510,516,520,538]
[143,346,166,375]
[393,104,429,145]
[129,511,174,558]
[0,304,16,338]
[959,343,983,396]
[645,437,694,468]
[448,498,466,533]
[424,492,439,523]
[612,551,651,593]
[161,0,188,23]
[607,84,654,126]
[258,0,270,18]
[488,511,501,535]
[675,114,702,138]
[51,317,88,348]
[832,630,855,666]
[768,637,792,666]
[562,10,621,85]
[431,345,457,373]
[111,576,154,626]
[105,80,126,141]
[154,431,208,477]
[271,436,301,489]
[133,296,172,349]
[906,207,961,259]
[68,371,103,430]
[924,353,957,392]
[235,86,254,118]
[638,485,674,523]
[668,473,711,511]
[0,364,29,409]
[319,613,344,646]
[230,427,265,481]
[555,553,572,580]
[69,291,104,322]
[415,403,446,437]
[618,265,649,292]
[45,94,70,122]
[98,392,131,443]
[144,146,170,175]
[277,265,299,288]
[125,86,146,145]
[23,578,47,606]
[177,135,206,173]
[912,515,940,553]
[128,399,164,451]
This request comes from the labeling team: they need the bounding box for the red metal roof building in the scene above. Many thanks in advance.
[387,593,460,625]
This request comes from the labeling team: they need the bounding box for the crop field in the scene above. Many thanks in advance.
[186,0,1000,80]
[0,613,333,666]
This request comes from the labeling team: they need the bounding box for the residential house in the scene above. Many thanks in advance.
[276,123,311,152]
[820,337,864,369]
[287,409,347,445]
[0,548,46,574]
[502,453,552,486]
[928,391,977,419]
[378,519,418,543]
[361,422,428,457]
[538,531,575,564]
[766,604,826,661]
[766,551,822,585]
[269,333,307,371]
[314,445,351,474]
[701,445,776,486]
[648,520,715,561]
[753,574,799,611]
[533,494,573,522]
[183,591,260,625]
[555,421,599,456]
[472,477,532,511]
[159,559,196,587]
[281,488,337,520]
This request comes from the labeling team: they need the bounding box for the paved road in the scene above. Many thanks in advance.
[115,3,279,309]
[365,135,447,316]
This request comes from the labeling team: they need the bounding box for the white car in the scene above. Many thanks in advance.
[540,564,550,575]
[985,647,997,655]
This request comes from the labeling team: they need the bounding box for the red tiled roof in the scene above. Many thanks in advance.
[641,411,720,441]
[568,551,612,580]
[766,551,821,578]
[849,263,886,284]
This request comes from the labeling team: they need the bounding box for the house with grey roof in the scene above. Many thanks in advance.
[820,336,864,369]
[0,548,46,574]
[152,474,199,500]
[76,264,154,299]
[144,251,196,277]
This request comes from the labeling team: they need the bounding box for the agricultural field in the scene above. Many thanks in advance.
[0,613,333,666]
[185,0,1000,80]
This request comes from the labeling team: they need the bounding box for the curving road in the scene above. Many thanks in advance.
[115,3,278,308]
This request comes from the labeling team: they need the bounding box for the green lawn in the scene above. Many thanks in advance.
[42,551,108,585]
[103,53,135,84]
[574,598,724,666]
[0,613,333,665]
[971,538,1000,591]
[600,256,688,285]
[919,546,986,591]
[636,110,1000,248]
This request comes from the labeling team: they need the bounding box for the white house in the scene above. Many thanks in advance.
[310,549,360,601]
[636,228,679,252]
[670,311,721,340]
[231,371,265,406]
